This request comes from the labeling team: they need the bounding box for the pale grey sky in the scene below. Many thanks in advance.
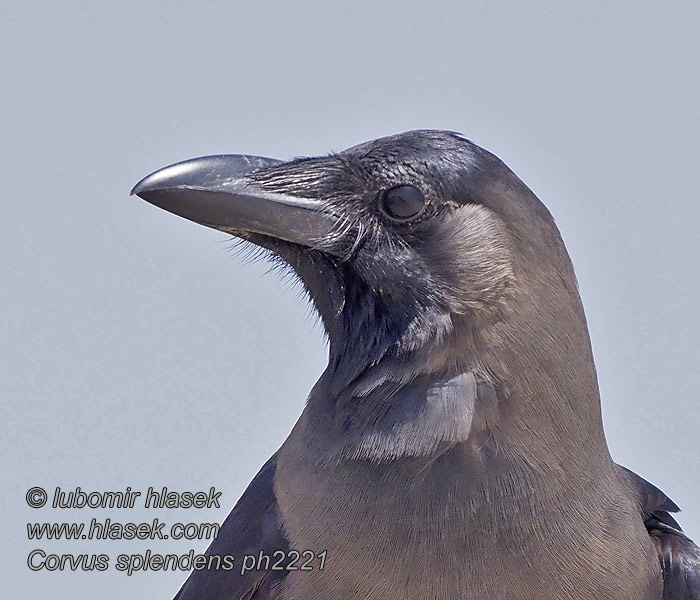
[2,2,698,598]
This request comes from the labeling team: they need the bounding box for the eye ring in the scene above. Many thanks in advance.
[379,185,426,222]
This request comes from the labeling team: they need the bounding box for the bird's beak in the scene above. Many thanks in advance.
[131,155,337,247]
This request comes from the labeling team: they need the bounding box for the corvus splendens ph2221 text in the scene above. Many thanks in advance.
[132,130,700,600]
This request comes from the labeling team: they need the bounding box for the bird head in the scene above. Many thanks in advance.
[133,131,599,454]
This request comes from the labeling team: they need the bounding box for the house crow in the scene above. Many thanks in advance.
[132,130,700,599]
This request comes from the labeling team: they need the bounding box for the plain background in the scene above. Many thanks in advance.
[2,2,698,598]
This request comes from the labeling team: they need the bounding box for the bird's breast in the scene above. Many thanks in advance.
[273,441,658,600]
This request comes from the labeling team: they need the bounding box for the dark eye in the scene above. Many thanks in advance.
[379,185,426,221]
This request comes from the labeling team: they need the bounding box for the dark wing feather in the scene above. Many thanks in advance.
[174,453,289,600]
[649,518,700,600]
[621,465,700,599]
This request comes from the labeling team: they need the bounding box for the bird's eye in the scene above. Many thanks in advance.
[379,185,426,221]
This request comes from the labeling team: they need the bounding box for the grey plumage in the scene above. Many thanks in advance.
[132,130,699,599]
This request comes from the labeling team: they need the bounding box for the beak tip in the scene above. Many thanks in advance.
[130,175,153,198]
